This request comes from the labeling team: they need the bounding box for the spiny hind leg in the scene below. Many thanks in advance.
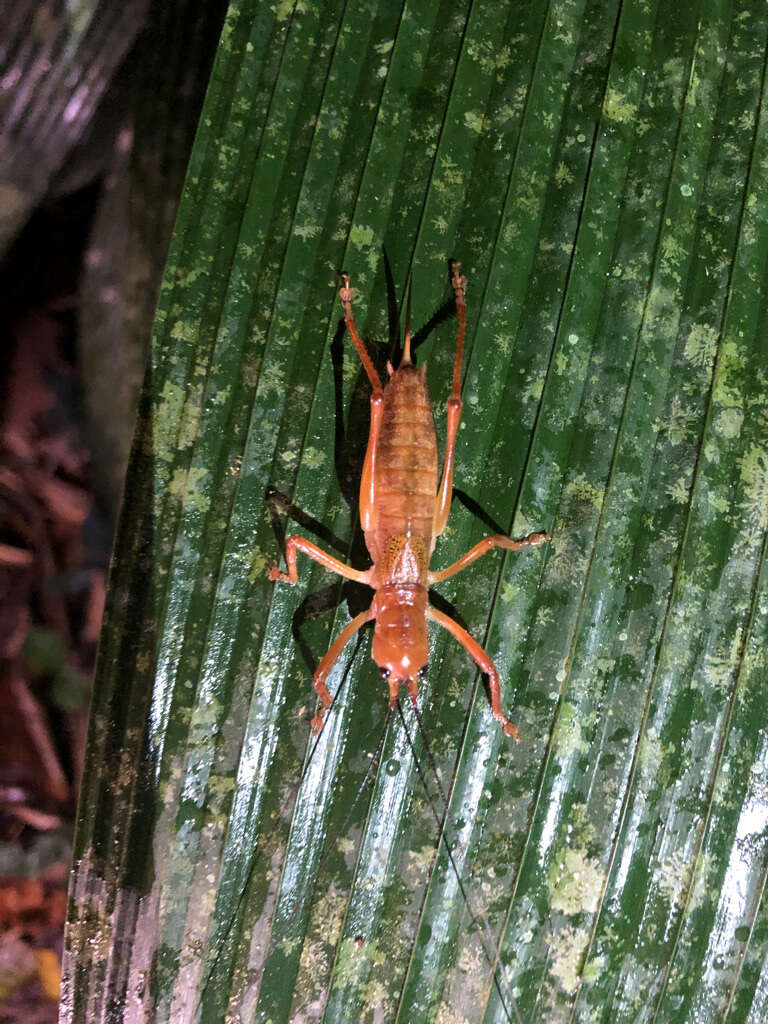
[426,605,519,741]
[449,261,467,399]
[358,390,383,534]
[311,608,373,732]
[339,274,384,533]
[433,262,467,537]
[339,274,383,393]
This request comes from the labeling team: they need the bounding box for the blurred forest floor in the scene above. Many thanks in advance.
[0,186,113,1022]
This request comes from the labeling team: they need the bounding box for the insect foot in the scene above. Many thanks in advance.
[339,272,354,307]
[450,260,467,299]
[524,531,551,546]
[267,565,293,584]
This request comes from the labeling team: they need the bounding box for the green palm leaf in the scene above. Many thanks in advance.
[62,1,768,1022]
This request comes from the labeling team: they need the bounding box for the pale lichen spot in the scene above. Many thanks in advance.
[169,320,198,342]
[667,476,690,505]
[294,222,319,240]
[260,362,287,397]
[554,161,573,187]
[247,547,266,584]
[279,446,299,469]
[495,44,513,70]
[496,103,515,125]
[363,978,390,1017]
[499,580,520,605]
[522,375,545,403]
[551,702,590,759]
[603,87,637,123]
[582,952,607,984]
[273,0,307,20]
[168,468,188,498]
[548,924,589,992]
[661,233,686,269]
[302,446,326,470]
[156,381,186,461]
[637,726,665,789]
[181,466,210,512]
[435,1003,469,1024]
[336,836,355,856]
[562,473,605,512]
[548,845,604,915]
[178,383,204,449]
[435,154,464,191]
[740,444,768,533]
[207,774,236,815]
[656,848,693,908]
[464,110,484,135]
[349,224,374,250]
[714,406,743,439]
[406,845,436,878]
[684,323,719,369]
[687,849,717,913]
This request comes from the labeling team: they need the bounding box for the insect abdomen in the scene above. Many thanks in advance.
[370,366,437,552]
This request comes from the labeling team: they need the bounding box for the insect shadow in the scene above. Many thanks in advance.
[265,254,510,701]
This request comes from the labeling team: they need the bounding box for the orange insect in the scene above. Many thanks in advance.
[269,263,550,740]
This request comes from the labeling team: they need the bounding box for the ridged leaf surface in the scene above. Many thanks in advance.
[62,2,768,1022]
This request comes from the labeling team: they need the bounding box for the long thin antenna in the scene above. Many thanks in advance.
[397,700,522,1024]
[401,275,414,366]
[281,707,394,930]
[197,663,369,1009]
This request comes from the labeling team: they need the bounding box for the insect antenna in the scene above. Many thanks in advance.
[401,274,414,366]
[196,661,377,1010]
[279,705,394,931]
[396,700,522,1024]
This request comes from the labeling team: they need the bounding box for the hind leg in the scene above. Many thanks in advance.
[433,263,467,537]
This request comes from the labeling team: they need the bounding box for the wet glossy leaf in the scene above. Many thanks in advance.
[62,1,768,1022]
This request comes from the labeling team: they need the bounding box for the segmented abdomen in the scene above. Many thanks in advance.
[366,365,437,563]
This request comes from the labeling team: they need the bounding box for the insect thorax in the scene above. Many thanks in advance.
[379,532,430,585]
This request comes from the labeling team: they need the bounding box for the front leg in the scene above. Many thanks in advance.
[268,536,372,585]
[310,607,374,732]
[427,605,519,741]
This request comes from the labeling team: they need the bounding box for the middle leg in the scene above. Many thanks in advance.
[268,536,372,586]
[433,262,467,537]
[428,531,550,584]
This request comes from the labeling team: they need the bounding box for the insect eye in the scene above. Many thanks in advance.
[418,665,428,679]
[379,667,391,680]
